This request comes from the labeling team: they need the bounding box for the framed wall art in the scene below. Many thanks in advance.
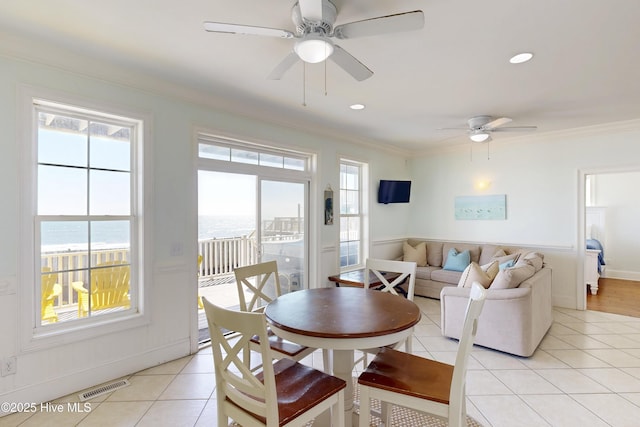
[455,194,506,220]
[324,185,334,225]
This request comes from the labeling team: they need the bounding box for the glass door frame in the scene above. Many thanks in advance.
[257,177,310,292]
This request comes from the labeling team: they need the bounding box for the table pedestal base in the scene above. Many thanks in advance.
[333,349,355,426]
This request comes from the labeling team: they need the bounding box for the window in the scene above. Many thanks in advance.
[198,136,308,172]
[33,99,143,330]
[339,159,368,269]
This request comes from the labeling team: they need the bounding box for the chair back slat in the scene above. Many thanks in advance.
[365,258,417,301]
[234,261,281,312]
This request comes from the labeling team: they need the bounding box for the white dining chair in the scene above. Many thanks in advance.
[357,282,487,427]
[359,258,417,363]
[234,261,328,371]
[202,297,346,427]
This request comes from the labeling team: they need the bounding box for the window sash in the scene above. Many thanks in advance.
[339,160,364,270]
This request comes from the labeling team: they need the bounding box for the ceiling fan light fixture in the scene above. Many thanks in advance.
[470,130,490,142]
[294,35,334,63]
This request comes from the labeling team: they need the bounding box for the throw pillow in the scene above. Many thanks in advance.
[490,263,536,289]
[491,249,520,265]
[520,251,544,272]
[442,248,471,272]
[458,261,499,288]
[403,241,427,267]
[499,259,515,270]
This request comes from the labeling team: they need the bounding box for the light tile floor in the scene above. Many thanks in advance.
[4,297,640,426]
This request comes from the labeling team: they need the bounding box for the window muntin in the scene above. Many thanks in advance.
[35,104,139,327]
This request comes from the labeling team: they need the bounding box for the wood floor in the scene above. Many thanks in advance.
[587,277,640,318]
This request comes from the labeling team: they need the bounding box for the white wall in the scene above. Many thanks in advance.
[0,52,410,407]
[406,124,640,309]
[592,171,640,280]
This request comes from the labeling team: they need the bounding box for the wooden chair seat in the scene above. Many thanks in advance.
[251,329,310,358]
[358,347,453,404]
[232,359,346,425]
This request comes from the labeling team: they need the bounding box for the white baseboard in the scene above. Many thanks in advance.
[0,339,190,415]
[602,269,640,281]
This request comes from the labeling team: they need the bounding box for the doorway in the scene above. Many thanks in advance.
[580,169,640,315]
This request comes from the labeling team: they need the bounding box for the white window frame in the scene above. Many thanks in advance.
[339,158,369,271]
[18,86,153,351]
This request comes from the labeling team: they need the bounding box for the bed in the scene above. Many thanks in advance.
[586,207,606,295]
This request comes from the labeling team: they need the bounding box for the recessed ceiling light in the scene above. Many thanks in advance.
[509,52,533,64]
[350,104,365,110]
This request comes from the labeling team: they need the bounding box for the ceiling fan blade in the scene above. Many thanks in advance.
[333,10,424,39]
[203,22,294,38]
[491,126,538,132]
[267,52,300,80]
[298,0,324,23]
[329,45,373,81]
[482,117,512,130]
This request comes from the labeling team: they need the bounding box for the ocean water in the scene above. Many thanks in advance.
[198,215,255,240]
[40,216,255,252]
[41,221,130,252]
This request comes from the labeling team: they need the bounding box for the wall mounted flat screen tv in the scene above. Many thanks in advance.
[378,180,411,204]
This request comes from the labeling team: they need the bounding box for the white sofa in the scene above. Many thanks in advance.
[398,239,553,357]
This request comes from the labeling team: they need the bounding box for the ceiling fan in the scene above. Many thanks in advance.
[440,116,538,142]
[203,0,424,81]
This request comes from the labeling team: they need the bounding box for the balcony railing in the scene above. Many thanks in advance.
[42,216,303,313]
[198,235,257,279]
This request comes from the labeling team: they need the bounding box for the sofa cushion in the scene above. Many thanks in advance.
[403,241,427,267]
[479,244,501,265]
[430,268,463,285]
[427,241,444,266]
[442,248,471,272]
[415,266,441,280]
[442,243,480,266]
[519,251,544,272]
[490,263,536,289]
[458,261,499,288]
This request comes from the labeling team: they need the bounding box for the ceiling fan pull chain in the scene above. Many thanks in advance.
[487,140,491,160]
[302,62,307,107]
[324,58,328,96]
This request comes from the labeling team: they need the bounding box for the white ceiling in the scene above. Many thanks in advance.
[1,0,639,153]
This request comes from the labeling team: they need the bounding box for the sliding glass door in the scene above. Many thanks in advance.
[260,179,307,292]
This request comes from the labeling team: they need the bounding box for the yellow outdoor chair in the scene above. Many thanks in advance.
[197,254,204,309]
[41,268,62,323]
[72,261,130,317]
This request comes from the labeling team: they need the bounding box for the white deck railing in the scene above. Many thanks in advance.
[198,235,258,279]
[42,236,259,309]
[44,217,302,311]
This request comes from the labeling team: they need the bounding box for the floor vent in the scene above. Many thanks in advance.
[78,379,130,401]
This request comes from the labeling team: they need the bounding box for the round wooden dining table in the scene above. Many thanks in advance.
[264,287,421,427]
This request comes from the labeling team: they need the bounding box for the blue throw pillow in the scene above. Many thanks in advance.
[442,248,471,272]
[499,259,515,270]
